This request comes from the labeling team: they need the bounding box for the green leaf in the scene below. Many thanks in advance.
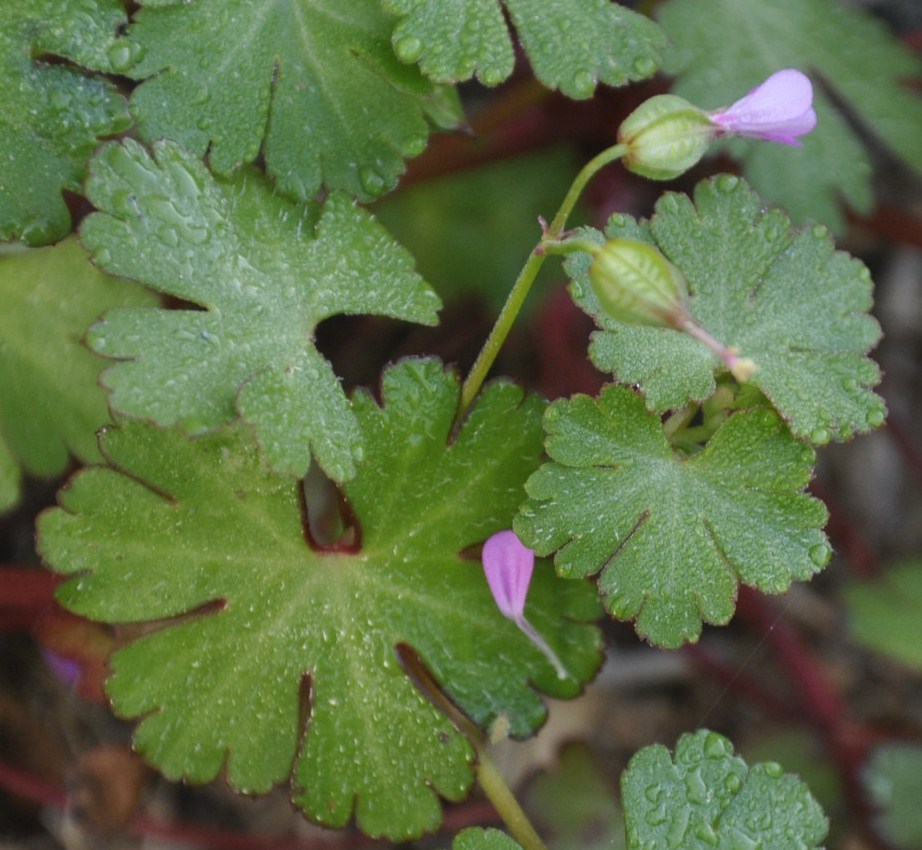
[622,730,828,850]
[124,0,462,202]
[864,743,922,850]
[843,560,922,673]
[38,358,601,840]
[454,828,522,850]
[0,237,156,512]
[657,0,922,231]
[515,386,828,647]
[568,176,885,444]
[526,743,626,850]
[81,139,441,481]
[0,0,131,245]
[382,0,664,97]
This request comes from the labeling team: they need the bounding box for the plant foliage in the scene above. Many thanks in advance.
[568,175,885,444]
[123,0,462,202]
[39,359,601,839]
[81,139,441,481]
[658,0,922,230]
[621,730,828,850]
[0,0,130,245]
[381,0,664,97]
[0,238,155,511]
[515,387,828,647]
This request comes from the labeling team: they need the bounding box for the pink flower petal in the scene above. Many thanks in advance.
[482,530,534,620]
[709,69,817,146]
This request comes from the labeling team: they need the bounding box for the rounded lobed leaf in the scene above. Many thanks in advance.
[38,358,601,840]
[0,0,130,245]
[124,0,462,202]
[622,730,828,850]
[568,175,885,444]
[81,139,441,481]
[657,0,922,231]
[383,0,664,98]
[515,385,829,648]
[0,238,156,512]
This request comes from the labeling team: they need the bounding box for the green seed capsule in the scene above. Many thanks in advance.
[618,94,714,181]
[589,238,691,327]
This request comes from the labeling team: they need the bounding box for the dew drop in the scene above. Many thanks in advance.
[645,783,663,803]
[92,246,112,267]
[866,408,885,428]
[645,803,668,825]
[402,134,427,157]
[633,56,658,78]
[761,760,783,778]
[811,224,828,239]
[481,66,505,86]
[570,282,584,299]
[685,768,707,803]
[809,427,830,445]
[704,731,729,759]
[716,174,739,194]
[725,772,742,794]
[106,39,142,72]
[571,70,595,98]
[660,194,681,214]
[666,806,690,848]
[609,213,628,228]
[695,821,719,847]
[809,542,831,567]
[394,36,423,63]
[544,406,560,422]
[352,444,365,464]
[359,167,386,195]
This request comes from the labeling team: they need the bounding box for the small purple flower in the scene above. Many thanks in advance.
[482,530,567,679]
[709,69,817,146]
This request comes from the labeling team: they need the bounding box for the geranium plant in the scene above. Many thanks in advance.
[2,1,922,848]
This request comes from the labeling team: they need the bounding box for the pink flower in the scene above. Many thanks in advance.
[709,69,817,146]
[482,530,567,679]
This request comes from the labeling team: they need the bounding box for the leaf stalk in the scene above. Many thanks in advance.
[456,144,629,420]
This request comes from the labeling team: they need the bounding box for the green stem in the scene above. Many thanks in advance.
[476,746,549,850]
[456,143,628,419]
[400,649,549,850]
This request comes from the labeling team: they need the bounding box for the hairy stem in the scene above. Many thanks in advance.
[456,144,628,419]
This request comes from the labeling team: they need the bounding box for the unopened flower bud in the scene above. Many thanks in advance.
[589,237,691,328]
[618,94,713,180]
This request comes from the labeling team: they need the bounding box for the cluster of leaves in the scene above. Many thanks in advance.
[2,0,916,846]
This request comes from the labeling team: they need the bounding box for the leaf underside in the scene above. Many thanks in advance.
[81,138,441,481]
[515,385,828,648]
[39,358,602,840]
[568,175,885,444]
[124,0,462,202]
[658,0,922,231]
[382,0,664,98]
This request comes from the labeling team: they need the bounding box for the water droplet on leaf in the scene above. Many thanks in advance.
[571,71,595,98]
[359,167,386,196]
[809,427,830,445]
[716,175,739,194]
[633,57,658,78]
[808,543,831,567]
[394,36,423,63]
